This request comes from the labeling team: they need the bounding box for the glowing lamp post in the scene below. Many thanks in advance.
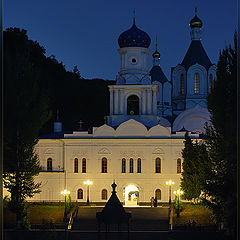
[61,189,70,224]
[174,189,183,217]
[166,180,175,205]
[84,180,93,205]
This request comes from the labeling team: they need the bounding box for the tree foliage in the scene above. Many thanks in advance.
[181,133,210,203]
[202,34,237,236]
[3,28,51,228]
[3,28,114,227]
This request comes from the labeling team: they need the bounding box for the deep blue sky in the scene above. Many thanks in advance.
[4,0,237,80]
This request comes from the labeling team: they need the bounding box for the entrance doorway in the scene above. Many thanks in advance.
[124,185,139,206]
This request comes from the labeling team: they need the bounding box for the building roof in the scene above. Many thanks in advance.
[150,65,168,83]
[181,40,212,70]
[38,131,72,139]
[96,182,131,223]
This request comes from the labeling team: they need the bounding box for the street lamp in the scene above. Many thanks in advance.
[84,180,93,205]
[166,180,175,205]
[174,189,183,217]
[61,189,70,225]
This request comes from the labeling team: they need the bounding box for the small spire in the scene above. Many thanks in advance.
[133,9,136,25]
[155,36,158,51]
[112,180,117,193]
[195,7,197,16]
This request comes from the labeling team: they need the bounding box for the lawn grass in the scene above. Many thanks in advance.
[4,203,66,227]
[27,205,65,224]
[173,203,215,226]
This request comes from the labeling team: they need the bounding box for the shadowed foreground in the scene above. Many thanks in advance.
[73,206,169,231]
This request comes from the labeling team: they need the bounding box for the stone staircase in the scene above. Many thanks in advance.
[72,206,169,231]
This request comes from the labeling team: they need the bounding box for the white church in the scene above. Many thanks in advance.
[31,9,216,205]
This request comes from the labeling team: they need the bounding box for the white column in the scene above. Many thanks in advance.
[110,88,113,115]
[142,89,146,115]
[147,89,152,115]
[153,87,157,115]
[114,89,119,115]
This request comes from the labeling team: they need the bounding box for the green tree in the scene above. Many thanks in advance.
[181,133,201,202]
[181,133,210,203]
[3,28,50,229]
[203,34,237,237]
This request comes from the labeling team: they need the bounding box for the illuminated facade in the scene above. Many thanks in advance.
[25,9,216,205]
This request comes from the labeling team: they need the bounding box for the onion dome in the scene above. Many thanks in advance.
[152,39,160,58]
[118,18,151,48]
[189,8,203,28]
[152,50,160,58]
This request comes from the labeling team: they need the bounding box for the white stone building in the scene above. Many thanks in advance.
[30,9,216,205]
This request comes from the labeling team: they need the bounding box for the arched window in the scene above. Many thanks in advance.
[155,157,161,173]
[194,73,200,94]
[177,158,181,173]
[47,158,52,171]
[137,158,141,173]
[122,158,126,173]
[129,158,134,173]
[74,158,78,173]
[127,95,139,115]
[102,189,108,200]
[209,74,213,93]
[102,157,107,173]
[77,189,83,199]
[180,74,184,95]
[155,189,161,200]
[82,158,86,173]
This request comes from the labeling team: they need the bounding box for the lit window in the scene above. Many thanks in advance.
[102,157,107,173]
[122,158,126,173]
[180,74,184,95]
[77,189,83,199]
[82,158,86,173]
[130,158,134,173]
[102,189,107,200]
[209,74,213,93]
[194,73,200,94]
[155,189,161,200]
[74,158,78,173]
[155,158,161,173]
[137,158,141,173]
[177,158,181,173]
[47,158,52,171]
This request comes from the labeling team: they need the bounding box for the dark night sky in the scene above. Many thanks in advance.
[4,0,237,80]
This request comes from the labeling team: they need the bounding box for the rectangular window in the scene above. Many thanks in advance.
[129,158,134,173]
[194,73,200,94]
[122,158,126,173]
[47,158,52,171]
[102,158,107,173]
[155,158,161,173]
[82,158,86,173]
[180,74,184,95]
[177,158,181,173]
[137,158,141,173]
[74,158,78,173]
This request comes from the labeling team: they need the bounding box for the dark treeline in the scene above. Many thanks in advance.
[4,28,115,136]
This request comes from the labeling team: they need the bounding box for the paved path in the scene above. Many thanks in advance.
[72,206,169,231]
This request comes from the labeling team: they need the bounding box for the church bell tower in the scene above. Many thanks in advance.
[107,17,159,128]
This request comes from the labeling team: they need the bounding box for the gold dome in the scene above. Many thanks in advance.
[189,8,203,28]
[152,50,160,58]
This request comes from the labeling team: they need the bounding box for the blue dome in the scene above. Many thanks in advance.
[118,21,151,48]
